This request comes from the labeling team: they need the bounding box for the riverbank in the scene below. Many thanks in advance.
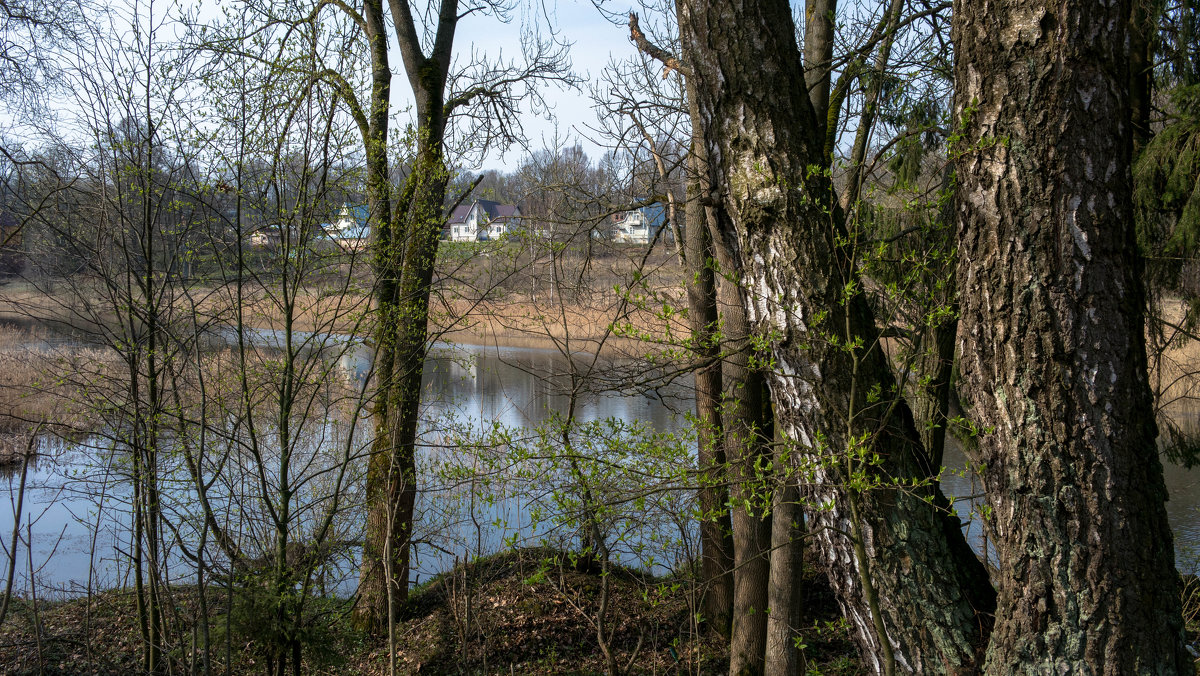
[0,279,690,467]
[0,279,685,356]
[0,548,859,675]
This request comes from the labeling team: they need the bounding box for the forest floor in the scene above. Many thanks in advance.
[0,548,860,675]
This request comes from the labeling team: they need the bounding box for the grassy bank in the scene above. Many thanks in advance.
[0,274,685,359]
[0,322,107,463]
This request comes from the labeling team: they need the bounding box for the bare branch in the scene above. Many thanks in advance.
[628,12,687,80]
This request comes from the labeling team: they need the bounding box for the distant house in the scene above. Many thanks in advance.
[610,203,666,244]
[446,200,522,241]
[249,224,282,247]
[323,204,371,251]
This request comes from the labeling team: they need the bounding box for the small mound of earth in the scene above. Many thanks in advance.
[0,547,859,674]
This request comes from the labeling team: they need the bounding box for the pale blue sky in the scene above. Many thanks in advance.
[14,0,650,173]
[449,1,645,171]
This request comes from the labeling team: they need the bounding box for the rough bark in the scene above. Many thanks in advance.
[914,312,957,472]
[952,1,1191,672]
[354,0,397,630]
[680,0,995,672]
[699,114,775,672]
[684,140,735,636]
[764,432,806,676]
[724,335,772,676]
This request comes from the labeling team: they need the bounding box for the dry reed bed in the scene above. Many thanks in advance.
[0,319,369,467]
[8,280,1200,431]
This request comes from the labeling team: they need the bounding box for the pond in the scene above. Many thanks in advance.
[0,340,1197,601]
[0,340,697,598]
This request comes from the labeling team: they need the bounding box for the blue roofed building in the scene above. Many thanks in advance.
[610,202,666,244]
[324,204,371,251]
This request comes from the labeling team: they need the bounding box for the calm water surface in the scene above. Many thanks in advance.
[1,341,1197,598]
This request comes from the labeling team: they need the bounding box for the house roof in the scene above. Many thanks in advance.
[345,204,369,225]
[612,202,667,228]
[324,203,370,240]
[448,204,473,224]
[478,200,520,219]
[448,199,520,225]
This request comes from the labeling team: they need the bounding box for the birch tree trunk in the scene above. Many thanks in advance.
[952,0,1190,671]
[679,0,995,671]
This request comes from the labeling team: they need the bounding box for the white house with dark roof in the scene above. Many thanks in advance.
[447,199,521,241]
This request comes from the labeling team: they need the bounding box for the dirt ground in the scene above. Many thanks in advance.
[0,549,859,675]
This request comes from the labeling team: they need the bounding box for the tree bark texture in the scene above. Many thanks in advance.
[696,100,776,671]
[680,0,995,672]
[355,0,397,630]
[723,332,772,676]
[765,432,806,676]
[684,141,736,636]
[952,1,1190,672]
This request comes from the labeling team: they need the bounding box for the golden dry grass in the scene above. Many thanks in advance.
[0,323,111,456]
[7,277,1200,440]
[0,271,690,359]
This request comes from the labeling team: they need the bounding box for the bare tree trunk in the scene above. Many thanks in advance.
[722,284,773,676]
[356,0,400,629]
[912,170,959,470]
[679,0,995,671]
[803,0,836,141]
[952,0,1191,671]
[839,0,903,215]
[1129,0,1158,152]
[764,429,806,676]
[683,128,735,636]
[691,82,776,667]
[358,0,456,630]
[361,138,449,627]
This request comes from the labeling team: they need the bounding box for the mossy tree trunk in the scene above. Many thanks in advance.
[356,0,457,632]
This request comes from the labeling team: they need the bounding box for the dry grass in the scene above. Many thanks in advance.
[1147,298,1200,434]
[0,323,109,445]
[432,292,689,361]
[0,262,690,362]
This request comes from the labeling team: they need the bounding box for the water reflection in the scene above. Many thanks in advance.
[938,430,1200,571]
[410,343,695,581]
[1,340,1198,601]
[0,342,696,597]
